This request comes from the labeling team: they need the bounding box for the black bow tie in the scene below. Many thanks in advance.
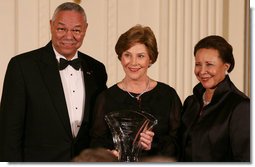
[59,58,81,70]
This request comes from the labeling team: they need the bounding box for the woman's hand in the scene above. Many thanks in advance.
[139,130,154,150]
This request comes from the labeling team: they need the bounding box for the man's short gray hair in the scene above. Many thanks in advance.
[51,2,87,22]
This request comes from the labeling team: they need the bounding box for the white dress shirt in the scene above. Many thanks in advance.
[54,49,85,137]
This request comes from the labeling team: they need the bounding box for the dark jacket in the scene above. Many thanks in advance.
[90,82,182,159]
[179,75,250,162]
[0,41,107,162]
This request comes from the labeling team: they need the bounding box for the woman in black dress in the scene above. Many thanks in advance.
[179,35,250,162]
[89,25,182,160]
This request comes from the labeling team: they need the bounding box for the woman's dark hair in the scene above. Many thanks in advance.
[194,35,235,73]
[115,24,158,64]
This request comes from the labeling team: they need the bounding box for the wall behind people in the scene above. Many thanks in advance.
[0,0,249,102]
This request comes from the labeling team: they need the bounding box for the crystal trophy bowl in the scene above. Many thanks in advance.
[105,110,158,162]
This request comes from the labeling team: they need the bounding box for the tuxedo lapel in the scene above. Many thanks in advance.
[79,55,96,124]
[37,42,72,138]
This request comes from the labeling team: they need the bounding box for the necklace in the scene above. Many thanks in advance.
[202,92,211,106]
[123,78,150,100]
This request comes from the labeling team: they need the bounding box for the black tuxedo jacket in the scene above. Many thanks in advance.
[0,41,107,162]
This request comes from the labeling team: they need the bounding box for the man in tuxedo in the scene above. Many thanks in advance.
[0,2,107,162]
